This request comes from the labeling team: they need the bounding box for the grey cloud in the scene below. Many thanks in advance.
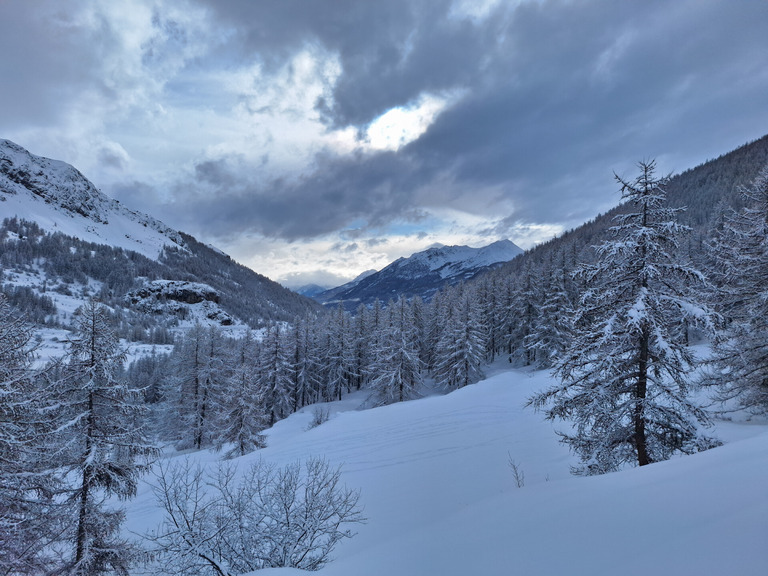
[4,0,768,250]
[196,0,508,126]
[97,146,128,171]
[279,269,352,290]
[192,0,768,235]
[162,150,425,241]
[0,3,104,130]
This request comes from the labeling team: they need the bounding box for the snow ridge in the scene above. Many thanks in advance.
[0,139,184,259]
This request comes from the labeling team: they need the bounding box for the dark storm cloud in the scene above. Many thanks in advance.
[172,0,768,240]
[3,0,767,249]
[164,150,426,241]
[197,0,507,127]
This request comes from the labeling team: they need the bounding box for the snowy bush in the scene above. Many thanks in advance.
[145,457,364,575]
[307,406,331,430]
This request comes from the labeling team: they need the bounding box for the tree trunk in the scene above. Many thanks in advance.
[75,391,95,568]
[635,328,651,467]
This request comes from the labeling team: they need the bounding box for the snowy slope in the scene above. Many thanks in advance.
[0,139,184,259]
[0,140,321,329]
[124,364,767,576]
[316,240,523,308]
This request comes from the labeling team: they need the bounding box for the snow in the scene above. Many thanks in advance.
[398,239,524,279]
[124,363,768,576]
[1,139,184,261]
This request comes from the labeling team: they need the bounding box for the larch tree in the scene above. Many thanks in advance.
[55,301,156,575]
[218,330,267,459]
[706,165,768,410]
[525,252,575,369]
[0,295,62,575]
[434,290,486,390]
[530,161,718,475]
[165,324,226,450]
[260,324,295,425]
[321,307,356,402]
[367,298,423,406]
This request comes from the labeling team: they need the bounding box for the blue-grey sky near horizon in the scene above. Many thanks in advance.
[1,0,767,288]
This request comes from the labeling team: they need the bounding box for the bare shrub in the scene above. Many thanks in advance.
[145,456,364,575]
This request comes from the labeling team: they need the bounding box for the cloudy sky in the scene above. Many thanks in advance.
[2,0,767,288]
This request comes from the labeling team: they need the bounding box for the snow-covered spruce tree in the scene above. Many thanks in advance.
[351,306,372,392]
[705,165,768,410]
[292,317,324,407]
[434,289,486,390]
[55,300,156,574]
[367,298,423,406]
[163,324,227,450]
[320,307,356,402]
[525,251,575,369]
[507,263,542,366]
[529,160,717,475]
[259,324,295,426]
[0,295,62,575]
[217,331,267,459]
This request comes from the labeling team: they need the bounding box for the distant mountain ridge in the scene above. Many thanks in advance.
[315,239,523,309]
[0,139,321,331]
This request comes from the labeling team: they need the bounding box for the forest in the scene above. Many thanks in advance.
[2,134,768,574]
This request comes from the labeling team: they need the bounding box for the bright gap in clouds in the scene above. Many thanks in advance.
[363,93,460,151]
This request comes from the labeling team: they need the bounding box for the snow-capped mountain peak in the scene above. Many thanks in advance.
[315,239,523,309]
[405,239,522,279]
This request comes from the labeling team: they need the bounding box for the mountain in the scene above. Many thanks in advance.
[0,139,186,259]
[294,283,332,298]
[0,139,321,336]
[495,133,768,282]
[315,239,523,309]
[308,269,376,303]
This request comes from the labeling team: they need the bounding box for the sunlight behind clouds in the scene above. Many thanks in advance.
[363,93,462,151]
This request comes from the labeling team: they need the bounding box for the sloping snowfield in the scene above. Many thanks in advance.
[125,366,768,576]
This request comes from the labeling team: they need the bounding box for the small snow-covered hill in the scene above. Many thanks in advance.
[124,364,768,576]
[316,240,523,309]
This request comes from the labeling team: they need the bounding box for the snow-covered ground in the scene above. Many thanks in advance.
[124,364,768,576]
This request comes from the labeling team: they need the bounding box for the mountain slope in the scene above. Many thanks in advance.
[124,363,768,576]
[0,139,321,331]
[495,133,768,280]
[0,139,185,259]
[316,239,523,309]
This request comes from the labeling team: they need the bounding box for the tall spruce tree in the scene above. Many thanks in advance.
[0,295,62,575]
[218,330,267,459]
[525,252,575,369]
[368,298,423,406]
[530,161,717,475]
[56,301,155,574]
[434,290,486,390]
[164,324,227,450]
[706,165,768,410]
[260,324,295,425]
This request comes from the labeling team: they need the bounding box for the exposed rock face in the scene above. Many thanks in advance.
[127,280,220,305]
